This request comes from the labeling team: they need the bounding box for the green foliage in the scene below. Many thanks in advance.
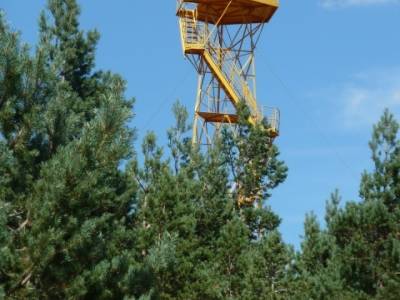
[1,1,291,299]
[3,0,399,298]
[361,109,400,210]
[222,102,288,207]
[8,1,400,299]
[27,86,138,298]
[130,101,291,299]
[1,6,290,295]
[297,110,400,299]
[0,1,144,298]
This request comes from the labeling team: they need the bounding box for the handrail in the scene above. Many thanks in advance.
[179,10,206,46]
[262,106,280,134]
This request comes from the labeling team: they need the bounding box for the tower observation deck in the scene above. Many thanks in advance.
[177,0,280,146]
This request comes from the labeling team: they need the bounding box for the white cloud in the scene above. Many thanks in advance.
[339,68,400,128]
[320,0,400,8]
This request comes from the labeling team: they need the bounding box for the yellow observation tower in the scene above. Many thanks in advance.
[177,0,280,146]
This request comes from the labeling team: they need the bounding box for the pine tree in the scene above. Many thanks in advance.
[131,102,291,299]
[215,104,292,299]
[298,110,400,299]
[0,1,153,298]
[360,109,400,211]
[296,208,348,299]
[239,231,296,300]
[334,109,400,298]
[0,10,47,295]
[132,103,229,299]
[25,80,141,299]
[221,102,288,208]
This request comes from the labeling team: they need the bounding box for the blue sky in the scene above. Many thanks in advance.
[2,0,400,248]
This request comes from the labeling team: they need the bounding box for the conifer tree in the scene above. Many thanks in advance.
[132,103,231,299]
[0,1,152,298]
[221,102,288,209]
[296,209,348,299]
[298,109,400,299]
[131,102,292,299]
[0,11,46,295]
[331,109,400,298]
[241,231,296,300]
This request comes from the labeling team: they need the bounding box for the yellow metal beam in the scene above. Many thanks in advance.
[203,50,240,106]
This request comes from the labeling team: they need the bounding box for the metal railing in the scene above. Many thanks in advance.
[178,10,206,50]
[261,106,280,134]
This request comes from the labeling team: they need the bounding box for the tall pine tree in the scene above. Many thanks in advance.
[0,1,153,298]
[131,101,292,299]
[298,109,400,299]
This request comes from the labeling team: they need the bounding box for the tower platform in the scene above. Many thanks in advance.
[180,0,279,24]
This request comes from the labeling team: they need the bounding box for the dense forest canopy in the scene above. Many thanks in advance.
[0,1,399,299]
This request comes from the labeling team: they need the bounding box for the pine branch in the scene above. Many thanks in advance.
[21,271,32,286]
[17,218,29,231]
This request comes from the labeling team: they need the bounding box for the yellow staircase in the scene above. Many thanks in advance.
[178,5,279,138]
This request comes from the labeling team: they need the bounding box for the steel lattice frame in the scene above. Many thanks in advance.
[190,22,266,145]
[177,0,279,146]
